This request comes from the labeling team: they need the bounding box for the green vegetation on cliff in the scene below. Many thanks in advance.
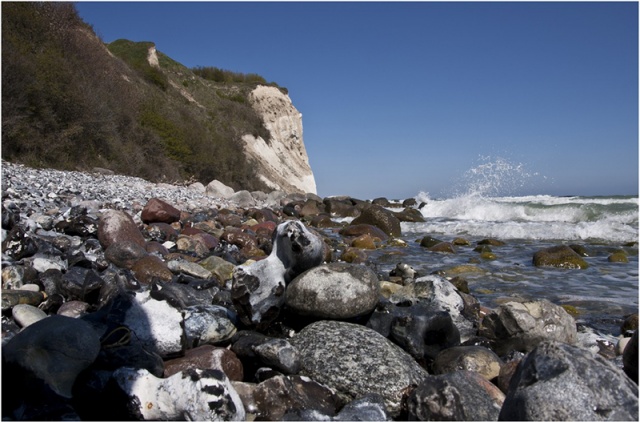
[1,2,278,191]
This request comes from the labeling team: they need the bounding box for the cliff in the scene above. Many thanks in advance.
[1,2,316,194]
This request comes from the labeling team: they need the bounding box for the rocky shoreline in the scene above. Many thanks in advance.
[1,161,638,421]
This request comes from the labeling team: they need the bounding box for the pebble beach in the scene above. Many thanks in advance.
[1,161,638,421]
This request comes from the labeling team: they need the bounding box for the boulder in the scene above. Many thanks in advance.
[206,179,235,199]
[500,341,639,420]
[285,262,380,319]
[141,198,181,224]
[479,299,577,355]
[230,190,256,208]
[291,320,429,417]
[130,255,173,285]
[623,330,638,383]
[324,198,360,218]
[104,240,148,269]
[98,209,146,249]
[252,338,301,374]
[393,207,426,223]
[3,315,101,398]
[113,367,245,421]
[533,245,589,269]
[407,370,505,421]
[339,224,389,241]
[432,345,503,381]
[350,204,401,237]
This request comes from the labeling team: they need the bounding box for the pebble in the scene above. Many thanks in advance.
[12,304,48,328]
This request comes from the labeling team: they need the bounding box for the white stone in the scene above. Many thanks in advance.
[206,179,235,199]
[12,304,47,328]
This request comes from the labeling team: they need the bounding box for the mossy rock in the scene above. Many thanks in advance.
[444,264,486,276]
[340,247,368,264]
[420,235,442,248]
[570,244,594,257]
[622,314,639,332]
[532,245,589,269]
[608,250,629,263]
[561,304,580,317]
[449,277,470,294]
[477,239,506,246]
[453,237,470,246]
[480,251,497,260]
[474,245,492,254]
[428,242,456,254]
[351,233,379,250]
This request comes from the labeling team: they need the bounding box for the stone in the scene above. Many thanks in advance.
[30,254,68,273]
[339,224,389,241]
[252,374,340,421]
[2,226,38,260]
[291,320,429,417]
[2,265,24,289]
[98,209,146,249]
[12,303,47,328]
[407,370,505,421]
[608,250,629,263]
[232,221,324,330]
[333,394,389,421]
[623,330,638,383]
[533,244,589,269]
[480,299,578,355]
[253,338,301,374]
[432,345,503,381]
[199,255,236,282]
[141,197,181,224]
[206,179,235,199]
[3,315,101,398]
[351,233,379,249]
[58,266,104,302]
[175,235,209,257]
[350,204,401,237]
[500,341,639,421]
[428,241,456,253]
[167,259,213,279]
[104,240,148,269]
[285,262,380,319]
[183,305,237,348]
[339,247,368,264]
[230,190,256,208]
[324,198,360,218]
[2,289,46,310]
[57,300,90,318]
[393,207,426,223]
[113,367,245,420]
[163,345,244,381]
[130,254,173,284]
[419,235,443,248]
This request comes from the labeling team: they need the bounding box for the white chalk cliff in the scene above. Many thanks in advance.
[242,85,317,194]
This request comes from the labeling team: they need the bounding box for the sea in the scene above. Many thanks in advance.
[359,193,639,338]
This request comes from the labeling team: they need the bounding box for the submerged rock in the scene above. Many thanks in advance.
[533,245,589,269]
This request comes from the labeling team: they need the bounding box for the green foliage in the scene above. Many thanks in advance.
[192,66,267,84]
[1,2,274,192]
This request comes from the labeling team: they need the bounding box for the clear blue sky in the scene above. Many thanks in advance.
[76,1,638,199]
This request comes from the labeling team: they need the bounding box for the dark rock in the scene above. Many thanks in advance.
[407,370,505,421]
[428,241,456,253]
[533,244,589,269]
[478,238,506,246]
[231,330,270,359]
[622,313,639,334]
[104,240,148,269]
[3,315,101,398]
[310,213,334,228]
[149,279,217,308]
[141,198,181,224]
[252,374,341,421]
[57,300,90,318]
[334,394,390,421]
[479,299,577,355]
[183,305,237,347]
[164,345,244,381]
[2,226,38,260]
[372,197,391,207]
[59,266,104,303]
[285,262,380,319]
[339,247,368,263]
[419,235,443,248]
[402,198,418,207]
[98,209,146,249]
[393,207,426,223]
[339,223,389,241]
[145,222,179,242]
[324,198,360,218]
[291,320,429,417]
[432,345,503,381]
[2,205,20,230]
[623,330,638,383]
[253,338,301,374]
[1,289,46,310]
[500,341,639,420]
[54,214,98,237]
[130,254,173,284]
[350,204,401,237]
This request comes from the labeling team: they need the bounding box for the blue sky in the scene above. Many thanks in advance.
[76,1,638,199]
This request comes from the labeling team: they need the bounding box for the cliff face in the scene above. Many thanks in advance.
[243,86,317,194]
[1,2,315,195]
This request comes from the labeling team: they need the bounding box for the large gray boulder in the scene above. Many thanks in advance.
[500,341,639,420]
[350,204,401,237]
[290,320,429,417]
[480,299,577,355]
[285,262,380,319]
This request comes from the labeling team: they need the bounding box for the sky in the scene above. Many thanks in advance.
[75,1,638,199]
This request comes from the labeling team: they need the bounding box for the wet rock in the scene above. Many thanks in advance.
[428,241,456,253]
[608,250,629,263]
[407,370,505,421]
[199,255,235,282]
[252,374,340,421]
[350,204,401,237]
[340,247,368,263]
[393,207,425,223]
[432,345,503,381]
[175,235,210,257]
[291,320,429,417]
[232,221,324,330]
[623,330,638,383]
[1,290,46,310]
[339,224,389,241]
[480,299,577,355]
[183,305,237,348]
[324,198,360,218]
[533,244,589,269]
[419,235,443,248]
[500,341,639,420]
[145,222,179,242]
[113,367,245,420]
[30,253,68,273]
[12,304,47,328]
[285,262,380,319]
[2,265,24,289]
[167,258,213,279]
[622,313,639,334]
[164,345,244,381]
[104,240,148,269]
[351,233,380,249]
[130,254,173,284]
[141,197,181,224]
[253,338,301,374]
[98,209,146,249]
[3,315,101,398]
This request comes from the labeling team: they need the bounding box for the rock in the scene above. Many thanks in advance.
[324,197,360,218]
[623,330,638,383]
[533,244,589,269]
[99,210,145,250]
[500,341,639,420]
[141,197,181,224]
[350,204,401,237]
[407,370,505,421]
[291,320,429,417]
[3,315,101,398]
[608,250,629,263]
[12,304,47,328]
[419,235,443,248]
[339,224,389,241]
[130,254,173,284]
[232,221,324,330]
[104,240,148,269]
[253,338,301,374]
[163,345,244,381]
[30,253,68,273]
[393,207,425,223]
[183,305,237,347]
[340,247,368,263]
[1,289,45,310]
[479,299,578,355]
[622,313,638,334]
[206,179,235,199]
[230,190,256,208]
[175,235,210,257]
[2,226,38,260]
[113,367,245,420]
[432,345,503,381]
[58,266,104,302]
[333,394,390,421]
[167,258,213,279]
[57,300,90,318]
[199,255,235,282]
[351,233,380,249]
[252,374,340,421]
[428,241,456,253]
[2,266,24,289]
[285,262,380,319]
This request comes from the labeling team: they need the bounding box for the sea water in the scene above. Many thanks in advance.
[367,159,638,337]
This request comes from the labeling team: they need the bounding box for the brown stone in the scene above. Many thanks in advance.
[98,210,146,249]
[141,198,181,224]
[131,255,173,284]
[163,345,243,381]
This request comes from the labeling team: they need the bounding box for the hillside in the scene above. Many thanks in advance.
[1,2,315,193]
